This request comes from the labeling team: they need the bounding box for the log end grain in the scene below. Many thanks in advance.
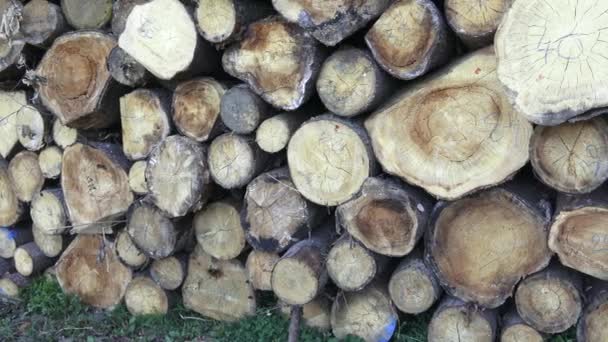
[194,200,246,260]
[125,276,170,315]
[173,78,226,142]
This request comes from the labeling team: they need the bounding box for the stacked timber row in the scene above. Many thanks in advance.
[0,0,607,341]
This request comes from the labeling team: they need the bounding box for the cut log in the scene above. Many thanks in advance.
[32,224,65,258]
[51,119,77,149]
[500,306,544,342]
[388,248,442,314]
[107,47,151,88]
[14,242,54,277]
[118,0,219,80]
[255,111,308,153]
[365,0,453,80]
[220,84,270,134]
[0,91,30,158]
[8,151,44,203]
[61,0,112,29]
[55,235,133,309]
[336,176,432,256]
[530,118,608,194]
[0,158,24,226]
[365,47,533,200]
[279,297,331,331]
[0,0,25,81]
[208,133,268,189]
[495,0,608,125]
[222,17,324,110]
[15,101,47,152]
[428,296,498,342]
[36,31,122,129]
[30,188,66,235]
[515,263,583,333]
[120,88,171,160]
[115,229,149,269]
[426,182,553,308]
[194,199,246,260]
[242,167,322,253]
[173,78,227,142]
[0,225,33,259]
[128,160,148,195]
[21,0,68,48]
[316,47,392,117]
[327,234,389,292]
[196,0,273,44]
[331,281,398,342]
[245,250,279,291]
[577,280,608,342]
[0,273,30,300]
[38,146,62,179]
[182,246,256,321]
[125,275,173,315]
[272,0,391,46]
[445,0,513,48]
[149,254,187,291]
[146,135,209,218]
[111,0,147,35]
[549,187,608,280]
[288,115,376,206]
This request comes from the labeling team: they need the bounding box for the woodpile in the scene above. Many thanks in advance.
[1,0,607,341]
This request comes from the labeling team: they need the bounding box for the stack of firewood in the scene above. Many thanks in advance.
[1,0,607,341]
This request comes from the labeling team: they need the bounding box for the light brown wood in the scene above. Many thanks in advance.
[245,250,279,291]
[38,146,62,179]
[8,151,44,203]
[194,199,246,260]
[445,0,513,48]
[428,296,498,342]
[149,255,187,291]
[208,133,268,189]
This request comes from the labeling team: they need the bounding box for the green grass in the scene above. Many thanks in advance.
[0,277,577,341]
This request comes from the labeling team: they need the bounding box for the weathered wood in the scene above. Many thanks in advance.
[125,275,173,315]
[220,84,270,134]
[245,250,279,291]
[149,254,187,291]
[51,119,77,149]
[0,0,25,81]
[365,47,533,200]
[8,151,44,203]
[111,0,147,36]
[196,0,273,44]
[0,91,30,158]
[21,0,68,48]
[14,242,54,277]
[194,199,246,260]
[15,101,47,152]
[61,0,112,29]
[577,280,608,342]
[32,224,65,258]
[445,0,513,48]
[115,229,149,269]
[500,306,544,342]
[38,146,62,179]
[280,297,331,331]
[30,188,66,235]
[208,133,268,189]
[0,225,33,259]
[222,16,324,110]
[128,160,147,195]
[255,111,308,153]
[0,158,24,226]
[107,47,151,88]
[428,296,498,342]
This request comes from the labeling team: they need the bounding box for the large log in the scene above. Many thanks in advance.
[38,146,62,179]
[127,160,148,195]
[107,47,151,88]
[495,0,608,125]
[428,296,498,342]
[124,275,173,316]
[15,101,47,152]
[577,280,608,342]
[500,306,544,342]
[21,0,68,48]
[8,151,44,203]
[0,225,33,259]
[245,250,279,291]
[365,47,533,200]
[220,84,270,134]
[222,17,324,110]
[0,91,30,158]
[0,158,23,226]
[208,133,268,189]
[61,0,112,29]
[30,188,67,235]
[445,0,513,48]
[426,182,553,308]
[13,241,54,277]
[115,229,149,270]
[149,254,187,291]
[194,199,246,260]
[196,0,273,44]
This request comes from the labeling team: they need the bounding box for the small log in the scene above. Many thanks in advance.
[327,234,389,292]
[365,47,533,200]
[245,250,279,291]
[15,101,47,152]
[51,119,77,149]
[336,176,432,256]
[128,160,148,195]
[149,254,187,291]
[242,167,322,253]
[577,280,608,342]
[0,91,29,158]
[125,275,173,315]
[111,0,147,35]
[288,115,377,206]
[61,0,112,29]
[426,182,553,308]
[14,242,54,277]
[20,0,68,48]
[38,146,62,179]
[222,16,324,110]
[146,135,209,218]
[0,158,24,226]
[255,111,308,153]
[208,133,268,189]
[220,84,271,134]
[195,0,273,44]
[331,281,398,342]
[182,246,256,322]
[0,224,32,259]
[30,188,66,235]
[515,263,583,333]
[428,296,498,342]
[194,199,246,260]
[365,0,453,80]
[56,235,133,309]
[530,118,608,194]
[32,224,65,258]
[445,0,513,49]
[316,47,392,117]
[388,248,442,314]
[115,229,149,269]
[0,273,30,300]
[272,0,391,46]
[107,47,151,88]
[36,31,122,129]
[120,88,171,160]
[173,78,227,142]
[501,306,544,342]
[279,297,331,331]
[8,151,44,203]
[0,0,25,81]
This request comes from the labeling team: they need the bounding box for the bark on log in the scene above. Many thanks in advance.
[115,229,149,269]
[331,281,398,342]
[255,110,308,153]
[495,0,608,125]
[61,0,112,30]
[125,275,173,315]
[15,101,47,152]
[120,88,171,160]
[577,280,608,342]
[0,257,13,276]
[500,306,544,342]
[222,16,324,111]
[182,246,256,322]
[128,160,147,195]
[149,254,187,291]
[365,0,454,80]
[279,297,331,331]
[388,248,442,314]
[208,133,268,189]
[8,151,44,203]
[272,0,391,46]
[173,78,227,142]
[194,199,246,260]
[0,91,30,158]
[56,235,133,309]
[220,84,271,134]
[30,188,66,235]
[426,182,553,308]
[515,263,583,334]
[245,250,279,291]
[111,0,147,36]
[0,158,24,226]
[62,143,133,234]
[51,119,77,149]
[0,225,32,259]
[241,167,322,253]
[32,224,65,258]
[36,31,122,129]
[14,241,54,277]
[428,296,498,342]
[445,0,513,48]
[365,47,533,200]
[336,176,432,257]
[288,115,377,206]
[288,305,302,342]
[21,0,68,48]
[0,0,25,82]
[38,146,62,179]
[0,272,30,300]
[107,47,151,88]
[145,135,209,218]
